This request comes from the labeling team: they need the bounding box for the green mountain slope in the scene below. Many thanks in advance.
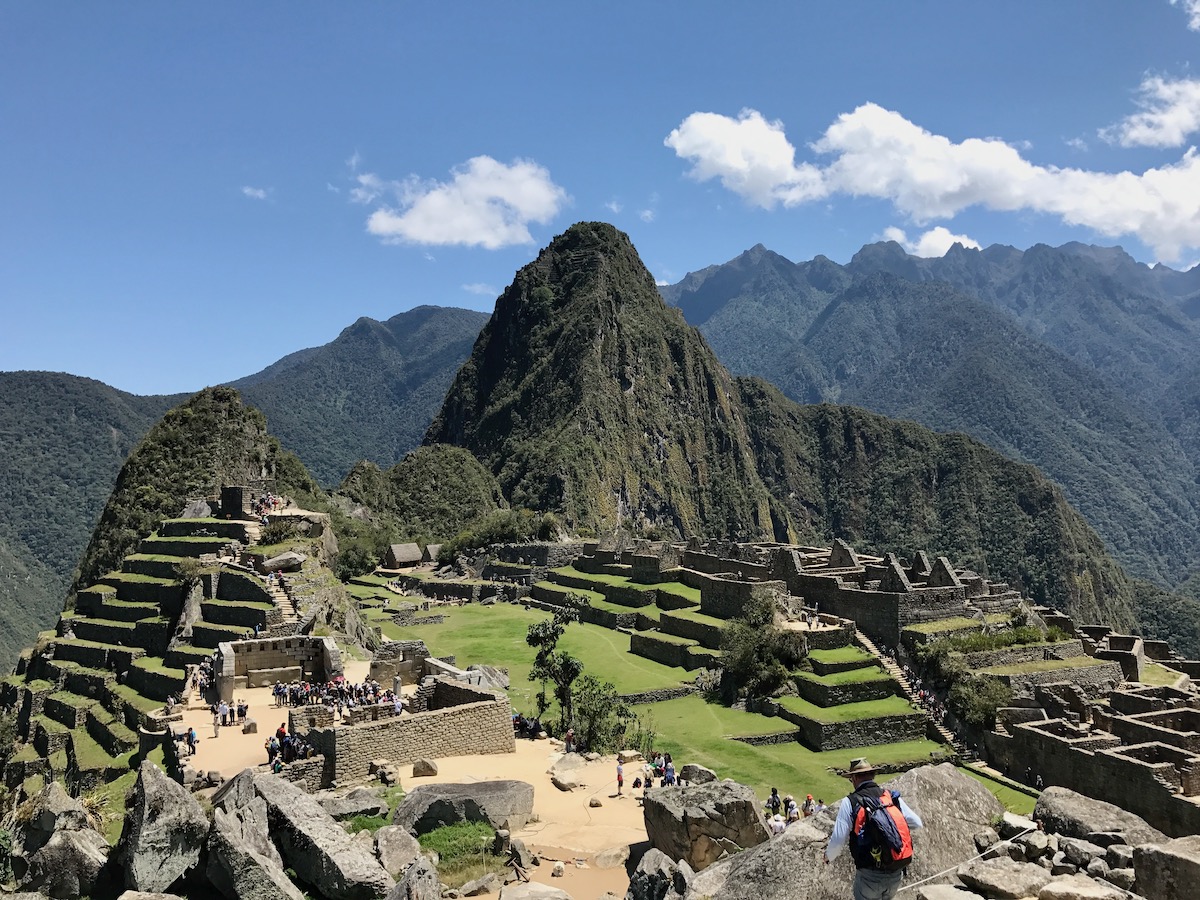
[427,221,1141,628]
[667,243,1200,589]
[426,221,776,539]
[235,305,488,485]
[0,373,178,671]
[71,386,327,597]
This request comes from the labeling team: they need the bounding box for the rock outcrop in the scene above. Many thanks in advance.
[1034,787,1167,846]
[392,781,535,835]
[318,787,390,821]
[206,797,306,900]
[383,855,439,900]
[642,779,769,871]
[625,848,693,900]
[683,764,1003,900]
[252,773,395,899]
[374,826,422,879]
[1134,835,1200,900]
[118,761,209,893]
[10,783,111,900]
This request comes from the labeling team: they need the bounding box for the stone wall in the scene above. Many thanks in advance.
[1109,708,1200,752]
[304,681,513,784]
[781,709,928,752]
[617,686,696,705]
[804,620,856,650]
[494,542,584,568]
[793,672,897,706]
[659,611,725,649]
[994,661,1124,700]
[369,640,431,684]
[962,640,1085,671]
[698,578,786,620]
[682,550,771,580]
[630,633,693,668]
[215,636,342,702]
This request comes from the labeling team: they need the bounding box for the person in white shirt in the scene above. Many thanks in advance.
[825,758,923,900]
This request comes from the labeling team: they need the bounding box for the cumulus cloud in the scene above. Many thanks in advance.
[667,103,1200,261]
[665,108,824,207]
[1172,0,1200,30]
[882,226,981,257]
[639,209,655,223]
[354,156,569,249]
[605,199,623,214]
[1101,75,1200,148]
[241,186,268,200]
[461,282,497,295]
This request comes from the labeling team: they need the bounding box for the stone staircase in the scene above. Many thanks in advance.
[267,576,301,627]
[854,628,969,758]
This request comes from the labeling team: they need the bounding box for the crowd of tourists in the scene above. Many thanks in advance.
[252,491,284,523]
[272,677,405,719]
[209,698,251,736]
[264,721,317,772]
[764,786,828,832]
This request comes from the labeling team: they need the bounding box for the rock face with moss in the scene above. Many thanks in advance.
[70,386,325,600]
[426,222,776,539]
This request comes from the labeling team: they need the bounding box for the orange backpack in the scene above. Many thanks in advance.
[850,786,913,871]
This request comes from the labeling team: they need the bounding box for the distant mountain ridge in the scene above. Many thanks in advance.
[663,240,1200,589]
[428,222,1141,629]
[0,305,486,672]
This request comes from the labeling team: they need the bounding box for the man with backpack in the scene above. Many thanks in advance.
[824,758,923,900]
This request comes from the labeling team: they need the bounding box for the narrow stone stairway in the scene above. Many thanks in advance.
[854,628,969,757]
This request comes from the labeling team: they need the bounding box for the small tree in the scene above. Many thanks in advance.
[573,675,635,753]
[526,597,585,732]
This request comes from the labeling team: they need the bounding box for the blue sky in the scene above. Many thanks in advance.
[4,1,1200,394]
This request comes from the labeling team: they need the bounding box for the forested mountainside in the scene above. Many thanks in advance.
[0,306,485,672]
[235,305,488,485]
[663,241,1200,590]
[0,373,177,670]
[427,222,1144,631]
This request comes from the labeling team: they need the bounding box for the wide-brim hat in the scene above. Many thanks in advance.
[846,757,877,776]
[772,814,784,823]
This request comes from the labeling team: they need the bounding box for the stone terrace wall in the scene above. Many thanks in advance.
[369,640,431,684]
[792,575,902,646]
[963,640,1086,670]
[698,578,786,620]
[783,710,927,752]
[681,550,771,580]
[793,673,896,706]
[996,660,1124,700]
[494,542,585,568]
[215,636,342,701]
[305,688,513,784]
[1109,708,1200,752]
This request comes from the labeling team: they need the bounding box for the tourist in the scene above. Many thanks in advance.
[616,761,624,795]
[276,722,287,743]
[186,726,197,756]
[212,709,220,739]
[565,727,575,753]
[824,758,923,900]
[770,813,786,836]
[219,700,229,727]
[766,787,782,816]
[802,794,815,817]
[785,795,799,823]
[815,798,827,814]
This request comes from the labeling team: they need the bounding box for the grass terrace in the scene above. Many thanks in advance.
[1138,662,1186,686]
[794,667,891,686]
[776,694,918,723]
[652,582,701,605]
[902,614,1010,636]
[551,565,656,589]
[807,646,876,665]
[981,657,1114,676]
[533,581,605,604]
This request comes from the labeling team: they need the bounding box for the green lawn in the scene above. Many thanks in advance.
[1138,662,1185,686]
[633,694,945,801]
[795,667,891,686]
[903,614,1010,636]
[379,603,687,713]
[653,582,701,604]
[533,581,605,603]
[807,646,875,665]
[982,657,1113,676]
[961,768,1036,815]
[776,694,919,723]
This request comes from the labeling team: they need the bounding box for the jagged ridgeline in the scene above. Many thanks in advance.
[69,386,326,599]
[426,222,777,538]
[428,221,1136,627]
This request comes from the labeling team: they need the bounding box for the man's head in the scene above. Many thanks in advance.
[846,757,877,787]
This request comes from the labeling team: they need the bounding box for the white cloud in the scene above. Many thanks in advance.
[1101,75,1200,148]
[655,278,671,286]
[241,186,268,200]
[667,103,1200,261]
[605,199,623,214]
[665,108,825,207]
[461,282,497,295]
[356,156,569,249]
[639,209,655,223]
[882,226,981,257]
[1065,137,1089,152]
[1172,0,1200,30]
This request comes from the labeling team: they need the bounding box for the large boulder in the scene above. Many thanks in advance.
[467,664,510,691]
[549,754,588,791]
[683,763,1004,900]
[206,799,306,900]
[118,761,210,892]
[253,773,395,899]
[956,858,1051,899]
[499,884,574,899]
[1037,874,1125,900]
[318,787,390,821]
[11,782,111,900]
[678,764,716,785]
[20,829,110,900]
[1134,835,1200,900]
[392,781,535,835]
[374,826,422,879]
[643,779,770,872]
[1034,787,1167,846]
[625,848,693,900]
[383,855,439,900]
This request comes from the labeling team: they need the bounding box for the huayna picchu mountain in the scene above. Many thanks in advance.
[427,222,1141,629]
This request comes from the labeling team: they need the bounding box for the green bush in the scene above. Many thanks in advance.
[346,814,389,835]
[417,821,495,861]
[948,675,1012,730]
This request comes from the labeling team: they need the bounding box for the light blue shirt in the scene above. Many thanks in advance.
[824,786,923,862]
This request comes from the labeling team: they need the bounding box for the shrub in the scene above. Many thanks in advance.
[948,675,1012,730]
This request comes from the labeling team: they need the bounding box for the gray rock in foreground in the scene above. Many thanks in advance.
[625,847,692,900]
[642,779,769,871]
[254,773,395,899]
[374,826,422,879]
[118,761,210,893]
[682,763,1003,900]
[383,855,439,900]
[206,798,306,900]
[21,829,110,900]
[1034,786,1166,846]
[1134,834,1200,900]
[392,781,535,835]
[957,857,1051,899]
